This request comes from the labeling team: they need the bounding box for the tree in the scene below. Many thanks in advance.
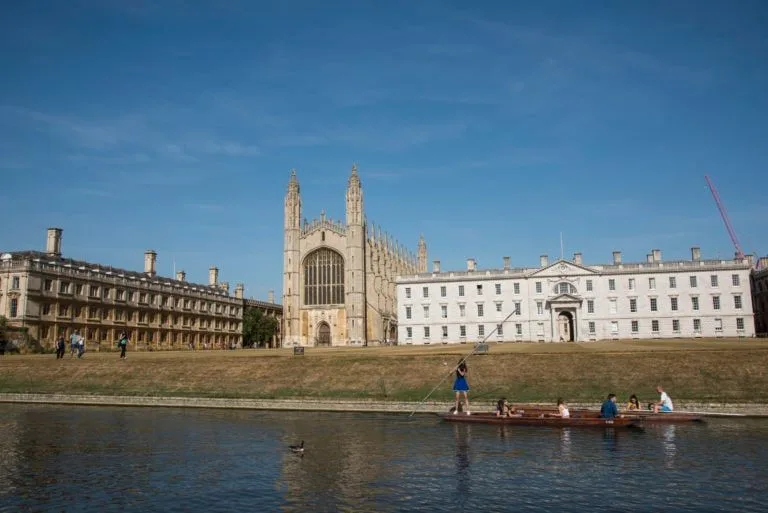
[242,308,279,348]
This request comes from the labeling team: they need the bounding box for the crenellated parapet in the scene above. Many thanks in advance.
[301,210,347,237]
[365,220,421,274]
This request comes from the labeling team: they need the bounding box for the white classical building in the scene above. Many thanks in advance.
[396,248,756,343]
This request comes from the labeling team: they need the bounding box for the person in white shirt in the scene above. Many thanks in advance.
[556,398,570,418]
[654,385,674,413]
[77,334,85,358]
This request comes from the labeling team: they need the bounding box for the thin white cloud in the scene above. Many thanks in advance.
[183,203,227,212]
[200,141,260,157]
[65,187,117,199]
[265,122,467,151]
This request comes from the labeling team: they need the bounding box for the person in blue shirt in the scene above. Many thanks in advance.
[600,393,620,419]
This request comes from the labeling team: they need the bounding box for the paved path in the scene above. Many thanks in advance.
[1,393,767,417]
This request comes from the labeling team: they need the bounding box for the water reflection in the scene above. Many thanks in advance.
[602,428,619,453]
[559,428,572,459]
[0,417,20,497]
[662,424,677,468]
[453,423,471,502]
[1,405,768,512]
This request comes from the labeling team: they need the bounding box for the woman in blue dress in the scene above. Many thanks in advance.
[453,361,470,415]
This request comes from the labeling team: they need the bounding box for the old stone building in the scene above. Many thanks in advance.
[282,165,425,346]
[0,228,244,350]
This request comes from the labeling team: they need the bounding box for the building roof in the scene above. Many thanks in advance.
[245,298,283,310]
[3,250,233,298]
[396,256,753,283]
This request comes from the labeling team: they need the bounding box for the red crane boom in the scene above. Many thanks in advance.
[705,175,745,260]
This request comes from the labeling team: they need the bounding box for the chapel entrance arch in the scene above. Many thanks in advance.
[316,321,331,347]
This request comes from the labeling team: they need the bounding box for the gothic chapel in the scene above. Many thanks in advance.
[282,165,426,346]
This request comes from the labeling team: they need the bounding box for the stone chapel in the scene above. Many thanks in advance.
[282,165,426,346]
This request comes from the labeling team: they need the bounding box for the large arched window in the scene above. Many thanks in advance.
[304,249,345,306]
[554,282,577,295]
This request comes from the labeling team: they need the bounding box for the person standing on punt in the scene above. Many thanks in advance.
[600,393,619,419]
[453,360,470,415]
[653,385,674,413]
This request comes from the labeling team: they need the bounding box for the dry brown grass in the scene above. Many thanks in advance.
[2,338,768,404]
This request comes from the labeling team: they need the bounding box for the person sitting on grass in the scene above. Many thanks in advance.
[626,394,641,411]
[600,393,620,419]
[653,385,674,413]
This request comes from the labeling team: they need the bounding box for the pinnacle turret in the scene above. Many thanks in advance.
[288,168,299,193]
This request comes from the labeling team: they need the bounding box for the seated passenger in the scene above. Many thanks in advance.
[600,393,620,419]
[626,394,641,411]
[653,385,674,413]
[496,398,513,417]
[556,398,570,418]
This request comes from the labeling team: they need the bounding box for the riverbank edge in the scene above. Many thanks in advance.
[1,393,768,417]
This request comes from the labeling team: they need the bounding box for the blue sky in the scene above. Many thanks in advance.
[2,0,767,300]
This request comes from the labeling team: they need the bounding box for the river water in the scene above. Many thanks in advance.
[0,404,766,512]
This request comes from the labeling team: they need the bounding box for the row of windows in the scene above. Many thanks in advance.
[404,273,744,299]
[590,318,746,334]
[404,293,744,320]
[592,295,743,314]
[404,317,748,339]
[405,302,528,319]
[20,276,238,315]
[405,324,508,339]
[40,326,238,345]
[35,304,239,330]
[405,283,504,299]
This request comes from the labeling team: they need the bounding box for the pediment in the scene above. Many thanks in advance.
[528,259,597,277]
[547,293,583,304]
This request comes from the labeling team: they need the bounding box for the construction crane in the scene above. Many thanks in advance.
[705,175,745,260]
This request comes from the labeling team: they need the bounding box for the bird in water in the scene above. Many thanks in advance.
[290,440,304,454]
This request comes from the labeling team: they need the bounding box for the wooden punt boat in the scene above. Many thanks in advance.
[510,407,704,423]
[439,412,642,428]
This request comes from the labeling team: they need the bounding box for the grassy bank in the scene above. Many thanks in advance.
[2,339,767,406]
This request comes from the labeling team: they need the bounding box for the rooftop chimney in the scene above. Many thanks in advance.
[144,250,157,276]
[209,266,219,286]
[234,283,244,299]
[467,258,476,271]
[540,254,548,268]
[691,247,701,261]
[268,290,275,303]
[432,260,441,273]
[646,254,654,263]
[46,227,62,257]
[612,251,622,265]
[219,281,229,294]
[573,252,582,265]
[503,256,510,270]
[176,270,186,282]
[652,249,661,262]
